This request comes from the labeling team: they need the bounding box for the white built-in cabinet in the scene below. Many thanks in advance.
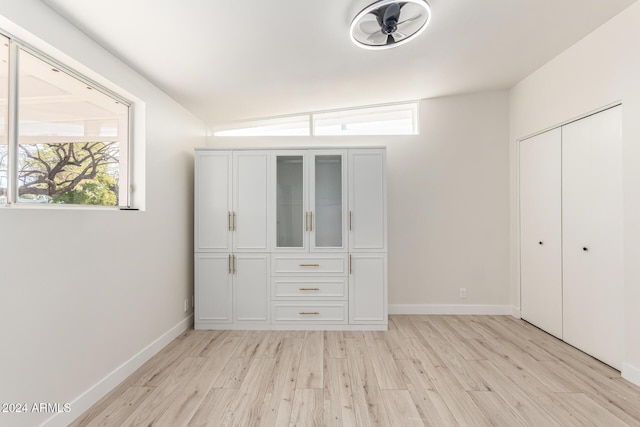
[195,151,270,326]
[195,147,387,330]
[519,105,623,369]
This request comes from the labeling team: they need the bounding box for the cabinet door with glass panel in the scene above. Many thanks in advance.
[272,150,347,252]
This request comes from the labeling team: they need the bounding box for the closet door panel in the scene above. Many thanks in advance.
[519,129,563,338]
[348,149,387,252]
[562,106,623,369]
[195,253,233,324]
[195,152,232,251]
[234,254,270,323]
[233,151,270,252]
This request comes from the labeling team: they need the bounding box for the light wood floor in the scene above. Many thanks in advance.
[70,315,640,426]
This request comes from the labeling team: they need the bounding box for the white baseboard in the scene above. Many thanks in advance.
[511,307,521,318]
[622,363,640,388]
[42,314,194,427]
[388,304,513,315]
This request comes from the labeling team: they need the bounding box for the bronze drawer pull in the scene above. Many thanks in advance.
[299,287,320,291]
[299,263,320,267]
[299,312,320,315]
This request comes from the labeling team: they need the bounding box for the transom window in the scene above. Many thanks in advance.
[212,102,418,137]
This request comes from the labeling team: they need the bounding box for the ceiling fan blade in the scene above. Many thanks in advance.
[386,34,396,45]
[367,30,387,44]
[359,20,381,34]
[398,13,423,26]
[383,3,401,24]
[394,31,408,40]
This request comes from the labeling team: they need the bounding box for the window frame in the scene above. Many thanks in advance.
[212,101,419,138]
[1,32,133,209]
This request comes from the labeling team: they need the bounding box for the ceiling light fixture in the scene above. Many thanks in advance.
[350,0,431,50]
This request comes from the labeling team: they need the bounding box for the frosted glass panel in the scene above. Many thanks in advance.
[276,156,304,248]
[315,155,342,247]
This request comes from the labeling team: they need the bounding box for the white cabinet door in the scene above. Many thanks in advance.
[349,253,387,324]
[272,151,309,252]
[195,151,232,252]
[234,254,270,323]
[233,151,270,252]
[519,128,563,338]
[562,106,623,369]
[195,253,233,325]
[309,150,348,252]
[348,149,387,252]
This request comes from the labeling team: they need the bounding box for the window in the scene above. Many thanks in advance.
[213,115,310,137]
[1,35,131,207]
[212,102,418,137]
[313,103,418,136]
[0,35,9,204]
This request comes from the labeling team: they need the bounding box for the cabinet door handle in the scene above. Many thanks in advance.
[299,312,320,315]
[310,211,313,231]
[349,211,352,231]
[305,212,308,232]
[583,247,588,252]
[232,212,236,231]
[539,241,543,245]
[299,263,320,267]
[299,287,320,291]
[349,254,352,274]
[228,212,232,231]
[228,254,232,274]
[233,254,237,273]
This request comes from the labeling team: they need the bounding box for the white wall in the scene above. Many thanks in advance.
[209,90,511,312]
[0,2,206,426]
[509,1,640,384]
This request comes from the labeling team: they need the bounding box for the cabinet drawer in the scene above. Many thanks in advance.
[272,254,348,275]
[271,302,347,324]
[271,277,347,300]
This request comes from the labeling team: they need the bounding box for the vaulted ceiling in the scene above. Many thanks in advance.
[42,0,637,126]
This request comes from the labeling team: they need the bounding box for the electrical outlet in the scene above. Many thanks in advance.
[183,298,188,312]
[459,288,467,299]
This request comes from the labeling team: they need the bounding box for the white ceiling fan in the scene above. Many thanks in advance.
[350,0,432,50]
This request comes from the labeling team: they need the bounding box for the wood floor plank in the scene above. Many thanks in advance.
[345,337,392,426]
[259,338,304,427]
[364,334,406,390]
[296,331,324,389]
[415,320,490,391]
[120,357,207,427]
[225,358,277,426]
[377,326,411,360]
[381,389,425,427]
[70,316,640,427]
[553,393,630,427]
[396,358,457,427]
[80,386,153,427]
[468,359,565,427]
[131,330,209,388]
[428,365,491,427]
[425,316,485,361]
[389,315,420,339]
[324,357,357,427]
[154,337,240,426]
[542,360,640,425]
[467,390,527,427]
[290,389,324,426]
[187,388,239,427]
[323,331,347,359]
[211,357,252,389]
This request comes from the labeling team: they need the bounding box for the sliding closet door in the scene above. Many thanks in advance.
[520,128,562,338]
[562,106,623,369]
